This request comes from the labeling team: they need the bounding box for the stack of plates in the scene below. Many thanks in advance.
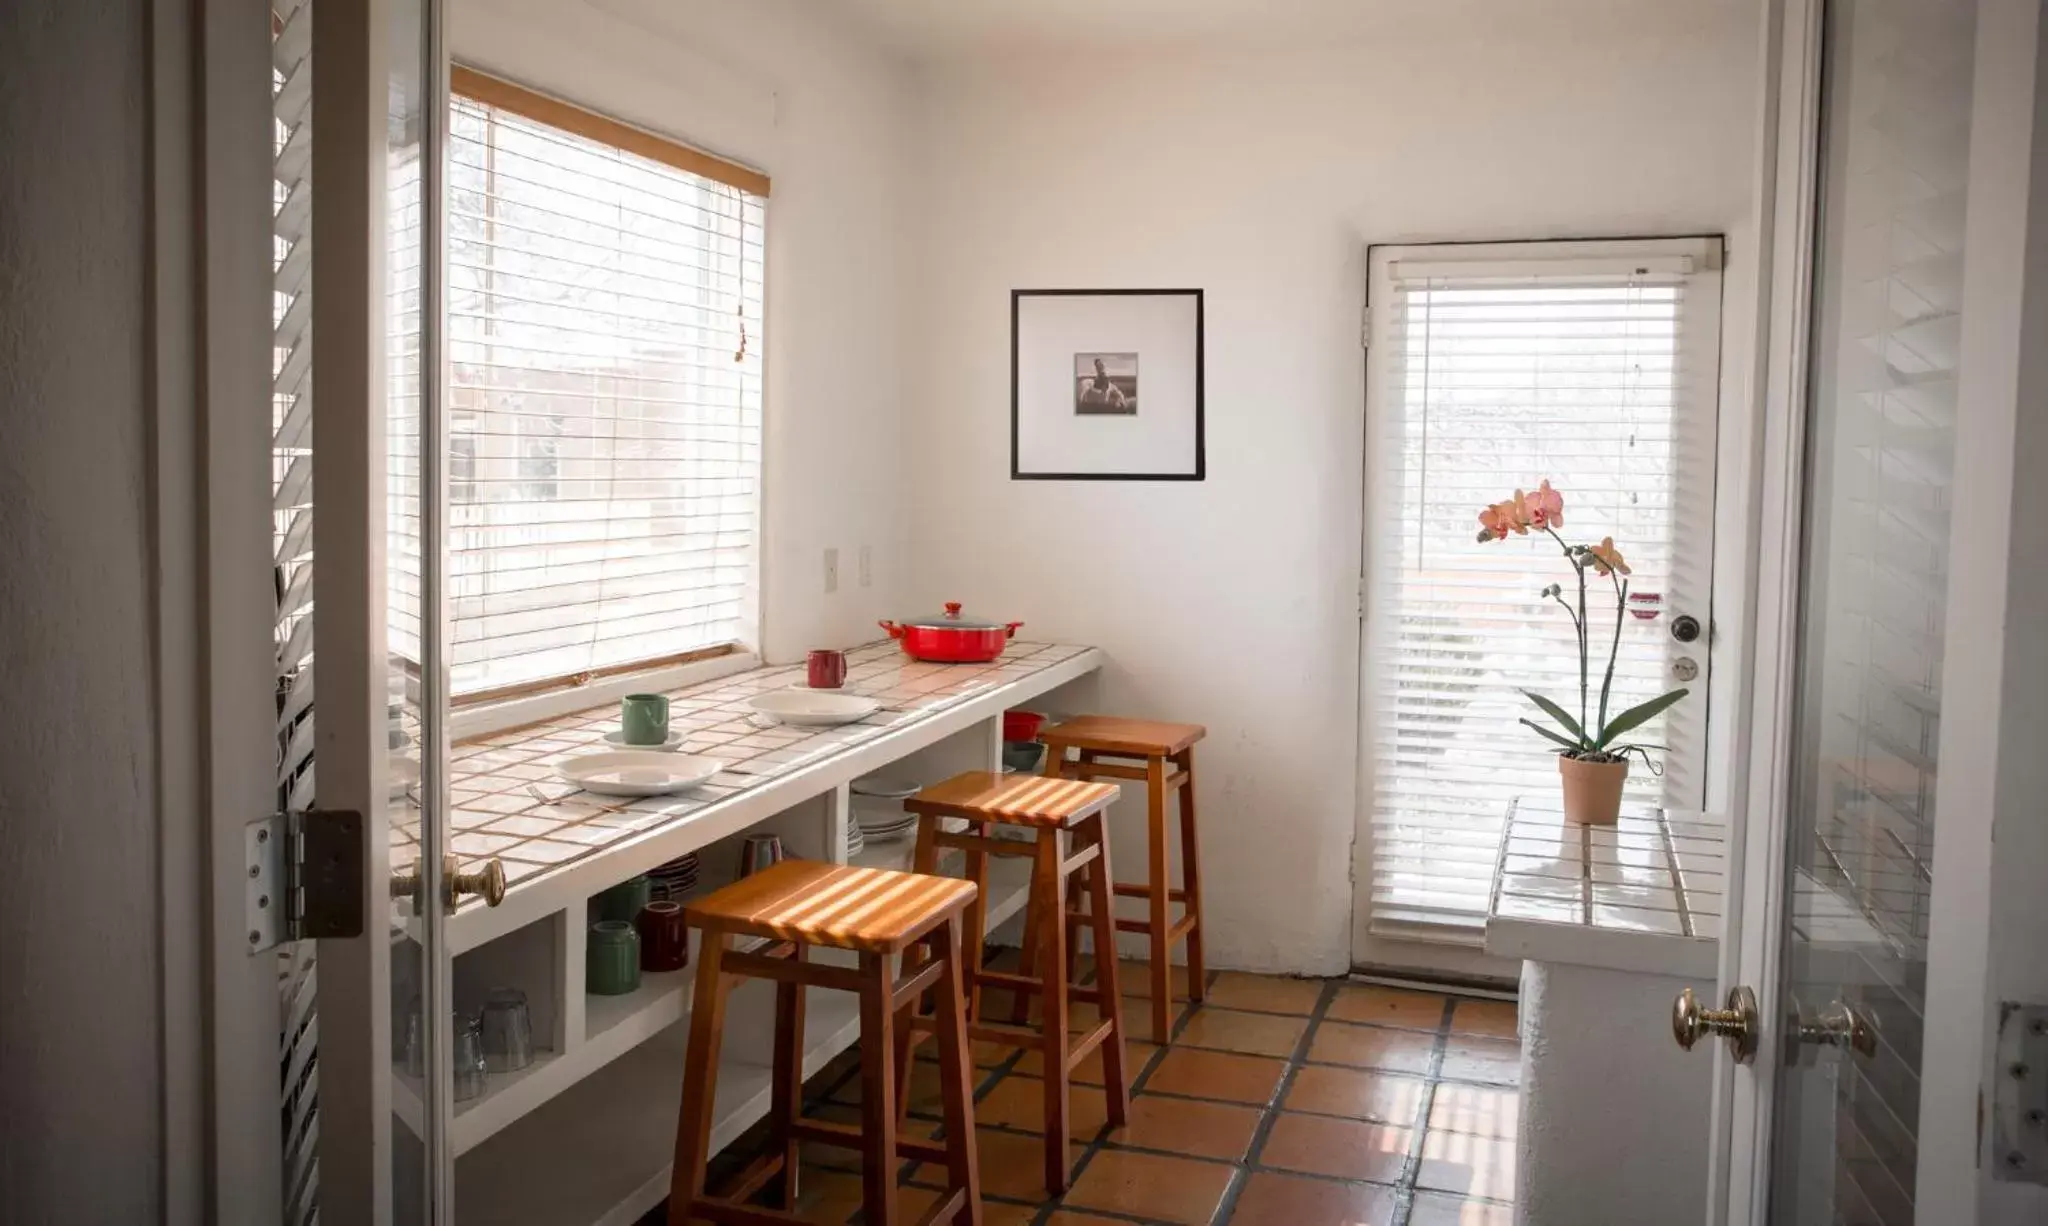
[647,852,701,901]
[851,776,920,843]
[845,821,866,859]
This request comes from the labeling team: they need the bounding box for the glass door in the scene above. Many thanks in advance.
[302,0,468,1220]
[1704,2,1978,1221]
[1768,2,1973,1221]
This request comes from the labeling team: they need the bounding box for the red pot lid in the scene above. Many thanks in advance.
[899,601,1004,630]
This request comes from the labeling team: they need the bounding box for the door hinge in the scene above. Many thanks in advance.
[247,809,367,953]
[1359,305,1372,349]
[1992,1002,2048,1183]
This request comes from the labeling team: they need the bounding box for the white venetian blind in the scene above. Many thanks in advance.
[1363,240,1722,941]
[390,72,767,697]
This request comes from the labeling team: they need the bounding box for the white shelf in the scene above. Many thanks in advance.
[452,854,1035,1224]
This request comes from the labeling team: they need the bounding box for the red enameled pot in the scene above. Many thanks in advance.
[879,602,1023,663]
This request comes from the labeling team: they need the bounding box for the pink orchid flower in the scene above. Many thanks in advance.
[1527,479,1563,529]
[1586,537,1631,577]
[1477,497,1532,542]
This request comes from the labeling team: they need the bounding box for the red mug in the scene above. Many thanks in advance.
[807,649,847,689]
[637,900,688,973]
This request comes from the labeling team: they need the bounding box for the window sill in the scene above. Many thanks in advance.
[446,649,762,744]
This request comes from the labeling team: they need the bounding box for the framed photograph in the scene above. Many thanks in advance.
[1011,289,1204,480]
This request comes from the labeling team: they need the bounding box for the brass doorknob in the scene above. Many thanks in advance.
[391,854,508,912]
[1673,986,1759,1064]
[1798,999,1878,1057]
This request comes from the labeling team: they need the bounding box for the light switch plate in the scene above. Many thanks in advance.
[1992,1002,2048,1182]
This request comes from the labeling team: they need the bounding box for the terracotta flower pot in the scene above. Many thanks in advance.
[1558,753,1629,825]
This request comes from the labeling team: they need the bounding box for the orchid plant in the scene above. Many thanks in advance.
[1477,480,1688,770]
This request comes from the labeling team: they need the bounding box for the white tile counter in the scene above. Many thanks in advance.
[1482,797,1727,1226]
[386,640,1104,1225]
[1484,796,1726,979]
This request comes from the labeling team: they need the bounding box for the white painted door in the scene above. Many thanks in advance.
[1354,238,1728,965]
[295,0,461,1221]
[1707,1,2048,1223]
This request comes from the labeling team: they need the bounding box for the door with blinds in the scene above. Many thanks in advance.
[1357,237,1725,950]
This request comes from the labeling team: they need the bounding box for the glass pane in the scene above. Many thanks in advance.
[385,0,443,1218]
[1772,2,1975,1221]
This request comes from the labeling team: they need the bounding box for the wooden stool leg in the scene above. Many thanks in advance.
[1034,828,1073,1194]
[896,817,943,1113]
[957,821,993,1023]
[668,930,731,1223]
[1081,813,1130,1127]
[858,952,901,1226]
[1145,754,1173,1044]
[930,916,983,1226]
[1175,748,1206,1003]
[769,943,807,1209]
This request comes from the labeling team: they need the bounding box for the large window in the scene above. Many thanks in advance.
[391,69,768,700]
[1361,238,1724,941]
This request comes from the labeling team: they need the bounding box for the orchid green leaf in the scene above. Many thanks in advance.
[1594,689,1689,749]
[1522,690,1585,742]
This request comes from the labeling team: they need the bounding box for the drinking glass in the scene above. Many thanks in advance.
[453,1013,489,1101]
[479,987,535,1073]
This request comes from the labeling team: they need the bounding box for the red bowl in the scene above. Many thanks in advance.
[1003,710,1047,742]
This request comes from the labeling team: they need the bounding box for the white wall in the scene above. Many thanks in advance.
[451,0,918,664]
[0,0,164,1217]
[901,3,1761,974]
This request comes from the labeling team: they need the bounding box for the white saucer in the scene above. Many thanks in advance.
[556,751,725,797]
[850,775,921,799]
[602,729,684,751]
[747,689,882,727]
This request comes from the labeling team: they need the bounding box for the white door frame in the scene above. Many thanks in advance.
[1708,0,1826,1221]
[1715,1,2048,1223]
[152,0,292,1221]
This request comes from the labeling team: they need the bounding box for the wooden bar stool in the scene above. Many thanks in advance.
[1039,716,1207,1044]
[895,771,1130,1195]
[670,859,982,1226]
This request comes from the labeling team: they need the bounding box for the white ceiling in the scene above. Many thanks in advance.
[837,0,1745,61]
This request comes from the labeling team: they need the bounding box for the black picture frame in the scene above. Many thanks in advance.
[1010,288,1206,481]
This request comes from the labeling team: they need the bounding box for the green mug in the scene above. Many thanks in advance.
[620,693,670,746]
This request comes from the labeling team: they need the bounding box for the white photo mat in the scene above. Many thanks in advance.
[1010,289,1205,480]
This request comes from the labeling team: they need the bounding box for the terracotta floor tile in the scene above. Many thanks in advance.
[1415,1129,1519,1202]
[975,1075,1110,1136]
[1428,1082,1521,1139]
[1177,1007,1310,1058]
[1307,1022,1437,1075]
[1282,1065,1428,1126]
[1062,1149,1236,1226]
[1119,960,1197,1000]
[1326,985,1448,1031]
[1043,1214,1130,1226]
[912,1128,1085,1202]
[1258,1112,1411,1183]
[785,1167,863,1224]
[1108,1094,1263,1161]
[1144,1046,1287,1105]
[1407,1191,1516,1226]
[1204,972,1326,1016]
[1438,1037,1521,1087]
[1227,1171,1400,1225]
[1449,999,1520,1041]
[1015,1038,1160,1085]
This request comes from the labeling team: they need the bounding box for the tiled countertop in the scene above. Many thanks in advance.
[391,640,1093,897]
[1483,796,1727,979]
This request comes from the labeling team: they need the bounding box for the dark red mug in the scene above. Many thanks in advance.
[637,900,689,973]
[807,649,847,689]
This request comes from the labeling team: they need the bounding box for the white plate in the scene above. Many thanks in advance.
[602,729,685,751]
[850,775,921,799]
[747,689,882,727]
[556,751,726,798]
